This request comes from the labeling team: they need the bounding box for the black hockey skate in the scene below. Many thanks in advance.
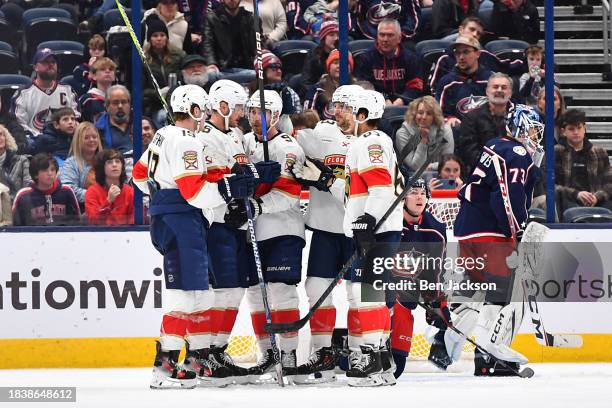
[294,347,337,384]
[380,342,397,386]
[346,345,384,387]
[428,330,453,370]
[247,348,278,383]
[150,341,197,389]
[474,349,521,377]
[184,344,233,387]
[210,344,250,384]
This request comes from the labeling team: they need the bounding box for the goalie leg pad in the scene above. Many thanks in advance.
[473,303,528,364]
[444,301,483,362]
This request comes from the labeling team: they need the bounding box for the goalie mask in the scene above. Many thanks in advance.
[506,104,545,167]
[170,84,209,125]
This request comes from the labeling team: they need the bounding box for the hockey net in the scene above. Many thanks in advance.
[226,189,473,364]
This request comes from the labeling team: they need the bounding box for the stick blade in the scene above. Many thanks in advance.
[519,367,535,378]
[264,319,306,334]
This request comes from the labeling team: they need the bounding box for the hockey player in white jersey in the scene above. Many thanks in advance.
[343,89,404,387]
[185,80,281,384]
[225,90,306,382]
[290,84,363,383]
[132,85,256,389]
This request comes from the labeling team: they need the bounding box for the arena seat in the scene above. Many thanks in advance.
[272,40,317,78]
[485,39,529,61]
[562,207,612,223]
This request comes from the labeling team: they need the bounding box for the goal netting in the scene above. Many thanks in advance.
[226,189,474,365]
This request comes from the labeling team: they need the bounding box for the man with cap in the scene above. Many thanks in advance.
[180,54,209,88]
[301,19,340,89]
[11,49,79,138]
[354,18,423,106]
[434,35,493,127]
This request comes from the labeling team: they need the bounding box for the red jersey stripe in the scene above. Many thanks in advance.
[175,173,208,202]
[132,161,148,182]
[360,167,392,187]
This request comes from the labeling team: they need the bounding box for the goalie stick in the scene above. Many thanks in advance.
[417,301,535,378]
[264,145,442,334]
[491,156,582,349]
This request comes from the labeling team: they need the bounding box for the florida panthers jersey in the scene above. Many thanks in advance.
[196,122,250,223]
[343,129,403,237]
[454,136,540,240]
[296,119,353,234]
[243,131,305,241]
[11,82,79,136]
[132,125,226,225]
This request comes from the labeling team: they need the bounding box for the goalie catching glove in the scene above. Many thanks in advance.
[224,197,264,229]
[290,157,335,192]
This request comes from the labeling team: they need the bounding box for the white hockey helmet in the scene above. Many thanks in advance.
[170,84,209,122]
[349,89,386,121]
[332,84,363,106]
[208,79,248,113]
[248,89,283,127]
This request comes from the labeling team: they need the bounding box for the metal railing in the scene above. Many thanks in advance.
[603,0,612,78]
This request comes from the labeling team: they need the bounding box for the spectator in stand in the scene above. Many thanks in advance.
[141,117,157,151]
[395,95,454,172]
[285,0,315,39]
[60,122,103,210]
[143,17,185,116]
[0,99,29,155]
[33,108,77,165]
[355,0,421,40]
[536,86,565,143]
[203,0,257,83]
[301,19,339,90]
[429,17,524,93]
[431,0,480,39]
[11,49,79,138]
[143,0,194,53]
[0,125,31,199]
[456,72,514,173]
[491,0,540,44]
[249,50,303,114]
[519,45,546,106]
[12,153,81,226]
[72,34,107,99]
[79,57,117,123]
[95,85,132,155]
[435,36,492,127]
[428,154,465,190]
[554,109,612,213]
[304,49,355,120]
[0,182,10,226]
[180,54,210,88]
[355,19,423,106]
[85,149,134,225]
[241,0,287,48]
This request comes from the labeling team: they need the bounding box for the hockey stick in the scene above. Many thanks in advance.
[491,156,582,348]
[253,0,270,161]
[417,301,535,378]
[114,0,173,123]
[265,146,440,334]
[244,198,285,386]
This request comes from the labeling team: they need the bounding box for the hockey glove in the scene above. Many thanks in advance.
[291,157,335,192]
[224,197,263,229]
[425,301,452,330]
[218,174,256,203]
[352,213,376,257]
[253,161,281,184]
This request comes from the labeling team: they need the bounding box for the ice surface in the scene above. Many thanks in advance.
[1,363,611,408]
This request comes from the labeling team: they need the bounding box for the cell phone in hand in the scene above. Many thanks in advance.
[437,178,457,190]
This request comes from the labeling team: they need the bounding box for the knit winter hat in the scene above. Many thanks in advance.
[146,18,169,42]
[318,20,339,41]
[326,49,354,72]
[253,50,282,70]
